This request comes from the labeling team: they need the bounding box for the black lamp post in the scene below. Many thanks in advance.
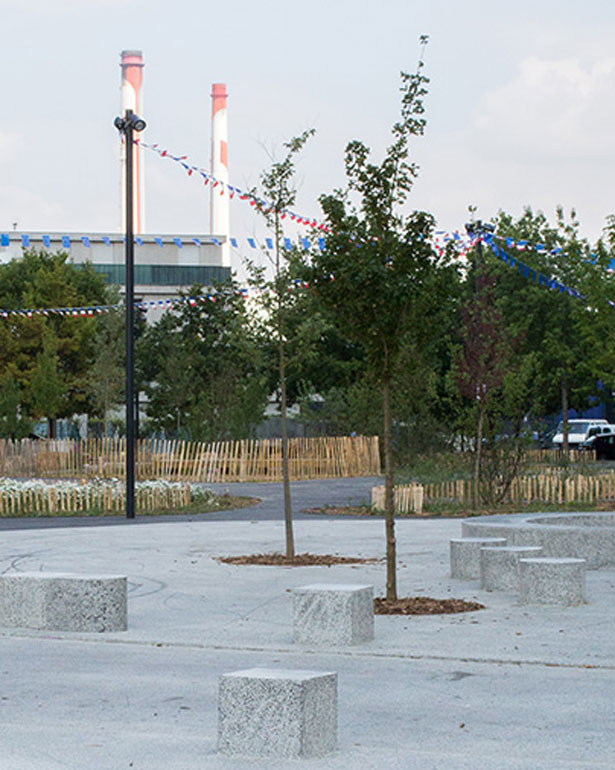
[114,109,146,519]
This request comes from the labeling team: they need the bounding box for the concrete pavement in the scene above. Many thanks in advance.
[0,478,614,769]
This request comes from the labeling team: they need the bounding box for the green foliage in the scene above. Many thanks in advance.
[0,376,32,439]
[0,249,109,428]
[138,281,268,440]
[87,288,125,434]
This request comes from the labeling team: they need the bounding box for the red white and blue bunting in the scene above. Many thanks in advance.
[136,140,330,233]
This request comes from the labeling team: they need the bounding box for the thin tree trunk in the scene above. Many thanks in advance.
[473,404,484,509]
[275,211,294,560]
[280,339,294,559]
[382,373,397,601]
[561,376,569,458]
[48,417,57,439]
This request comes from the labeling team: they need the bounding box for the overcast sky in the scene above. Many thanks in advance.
[2,0,615,274]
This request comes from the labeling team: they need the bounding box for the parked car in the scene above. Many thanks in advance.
[585,433,615,460]
[552,419,611,449]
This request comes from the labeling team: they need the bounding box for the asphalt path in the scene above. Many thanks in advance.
[0,476,383,530]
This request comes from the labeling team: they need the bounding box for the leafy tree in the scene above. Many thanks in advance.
[489,208,610,454]
[87,290,125,437]
[0,376,32,439]
[138,281,268,441]
[0,249,108,435]
[304,39,455,600]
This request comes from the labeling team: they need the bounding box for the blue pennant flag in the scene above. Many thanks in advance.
[230,238,238,248]
[301,238,310,250]
[265,238,273,250]
[193,238,201,246]
[135,237,143,246]
[154,237,163,247]
[284,238,292,250]
[42,235,50,248]
[173,238,183,248]
[211,238,220,246]
[247,238,256,249]
[62,236,71,248]
[81,236,90,247]
[0,234,9,247]
[102,236,111,246]
[318,237,325,250]
[21,234,30,248]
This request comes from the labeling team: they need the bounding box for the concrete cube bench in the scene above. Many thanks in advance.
[293,583,374,645]
[519,557,586,606]
[480,546,543,592]
[450,537,507,580]
[218,668,337,758]
[0,572,127,632]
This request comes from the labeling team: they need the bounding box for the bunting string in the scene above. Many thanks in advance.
[135,139,330,233]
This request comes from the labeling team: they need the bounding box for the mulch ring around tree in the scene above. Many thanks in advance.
[216,552,380,566]
[374,597,485,615]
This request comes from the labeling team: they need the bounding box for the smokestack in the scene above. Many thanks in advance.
[211,83,230,267]
[120,50,145,234]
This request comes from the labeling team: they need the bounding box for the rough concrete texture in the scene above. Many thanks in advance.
[519,557,586,606]
[449,537,507,580]
[218,667,337,758]
[480,546,544,592]
[0,572,127,631]
[293,583,374,645]
[462,512,615,568]
[1,478,615,769]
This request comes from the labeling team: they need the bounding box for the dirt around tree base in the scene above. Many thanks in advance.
[216,552,379,566]
[374,597,485,615]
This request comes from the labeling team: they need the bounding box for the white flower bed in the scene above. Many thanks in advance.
[0,477,223,515]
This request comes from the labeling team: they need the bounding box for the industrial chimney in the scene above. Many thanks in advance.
[120,50,145,234]
[211,83,230,267]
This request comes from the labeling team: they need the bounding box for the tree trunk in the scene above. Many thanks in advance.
[561,376,569,458]
[279,338,294,560]
[48,417,57,439]
[473,404,484,509]
[382,374,397,601]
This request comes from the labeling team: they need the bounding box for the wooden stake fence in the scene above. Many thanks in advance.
[0,435,381,482]
[0,482,193,516]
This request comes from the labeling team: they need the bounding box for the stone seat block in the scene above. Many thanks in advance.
[218,667,337,758]
[0,572,127,632]
[519,557,586,606]
[449,537,507,580]
[293,583,374,645]
[480,546,543,592]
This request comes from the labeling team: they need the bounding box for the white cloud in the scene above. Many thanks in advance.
[472,56,615,161]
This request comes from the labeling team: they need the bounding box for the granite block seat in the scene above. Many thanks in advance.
[450,537,508,580]
[293,583,374,645]
[218,668,337,758]
[480,546,543,592]
[0,572,127,632]
[518,557,586,606]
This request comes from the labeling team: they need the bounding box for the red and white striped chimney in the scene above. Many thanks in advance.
[120,49,145,234]
[211,83,230,266]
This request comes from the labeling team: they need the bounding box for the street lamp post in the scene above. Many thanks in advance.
[114,109,146,519]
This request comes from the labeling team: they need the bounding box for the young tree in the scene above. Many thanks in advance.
[248,129,315,560]
[0,376,32,439]
[304,39,455,600]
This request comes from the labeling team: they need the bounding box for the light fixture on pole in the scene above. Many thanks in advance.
[114,108,146,520]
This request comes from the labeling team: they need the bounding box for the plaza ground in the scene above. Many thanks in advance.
[0,478,614,769]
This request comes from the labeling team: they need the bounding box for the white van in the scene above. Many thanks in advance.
[552,419,611,448]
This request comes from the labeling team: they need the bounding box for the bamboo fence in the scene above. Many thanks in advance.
[0,482,192,516]
[421,471,615,507]
[0,435,381,482]
[371,483,424,515]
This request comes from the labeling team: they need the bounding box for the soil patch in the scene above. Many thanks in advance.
[216,552,379,566]
[374,596,485,615]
